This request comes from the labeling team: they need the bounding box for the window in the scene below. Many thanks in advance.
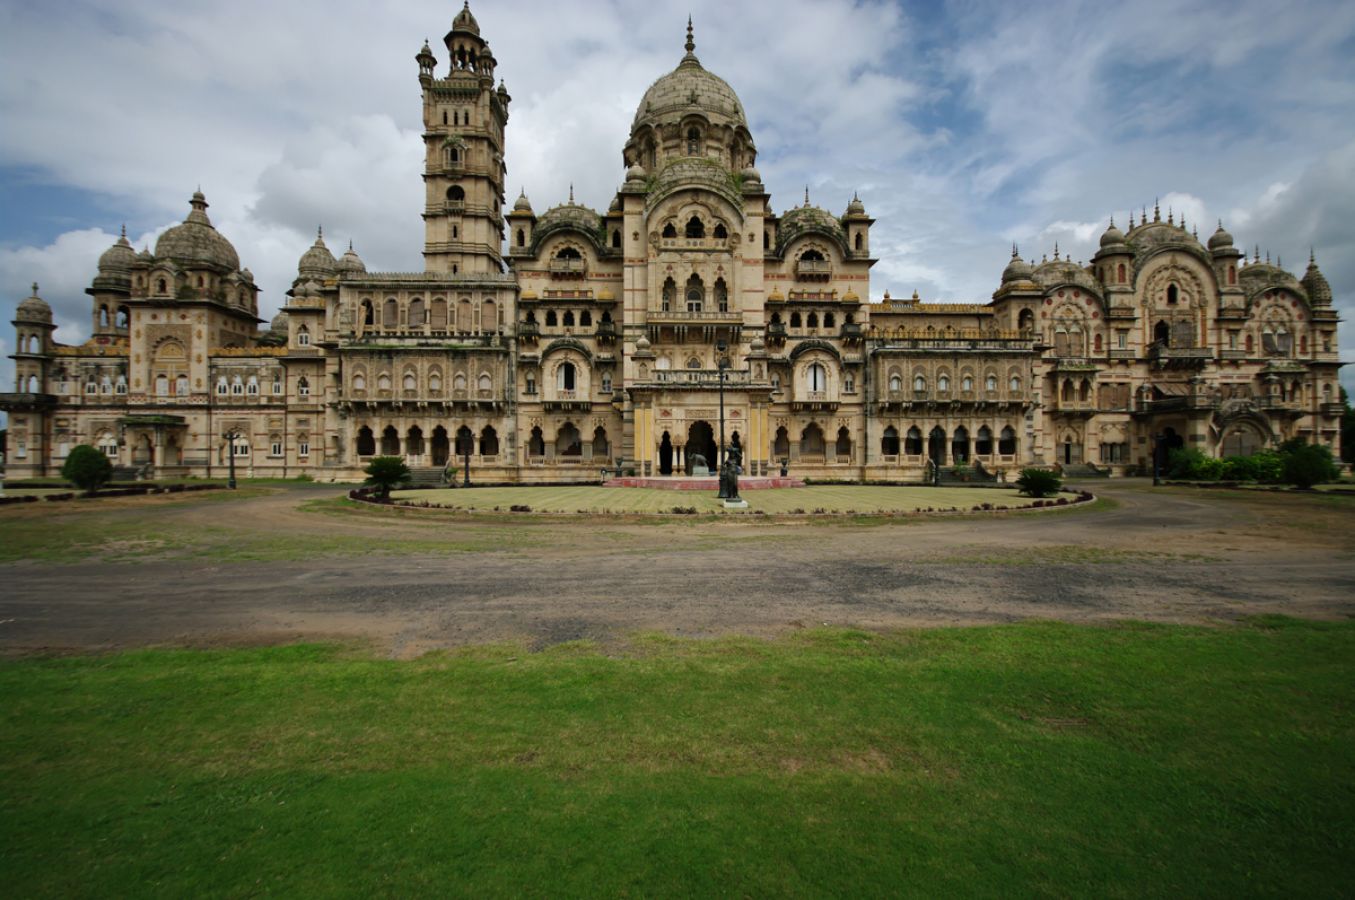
[86,381,98,395]
[580,310,592,327]
[905,427,923,456]
[686,128,701,155]
[1167,284,1178,305]
[601,373,612,392]
[661,278,675,311]
[938,374,950,393]
[176,375,189,396]
[217,377,228,395]
[662,222,677,239]
[1118,331,1128,350]
[298,377,310,397]
[685,274,704,312]
[881,426,900,456]
[771,373,781,390]
[154,374,168,396]
[976,426,994,456]
[914,375,926,392]
[271,441,283,457]
[231,376,243,395]
[844,375,855,393]
[272,378,283,395]
[478,374,492,392]
[790,312,802,328]
[685,216,705,239]
[714,223,727,240]
[563,311,575,328]
[889,374,902,392]
[558,362,576,391]
[101,376,112,394]
[297,326,310,346]
[247,376,259,395]
[298,440,310,458]
[715,279,728,312]
[378,373,391,391]
[116,376,127,395]
[807,363,827,392]
[962,375,973,392]
[403,373,416,391]
[998,426,1017,455]
[428,373,441,392]
[16,440,26,458]
[525,375,537,394]
[1009,376,1021,392]
[233,440,250,457]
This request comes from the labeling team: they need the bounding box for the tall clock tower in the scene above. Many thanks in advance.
[416,2,511,275]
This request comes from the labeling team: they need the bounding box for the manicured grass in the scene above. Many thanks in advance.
[2,620,1351,896]
[393,484,1034,513]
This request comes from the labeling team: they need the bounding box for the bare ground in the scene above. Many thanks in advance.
[1,479,1352,657]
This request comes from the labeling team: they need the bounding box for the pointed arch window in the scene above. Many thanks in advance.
[662,277,676,311]
[686,128,701,156]
[715,278,728,312]
[685,274,704,312]
[685,216,705,239]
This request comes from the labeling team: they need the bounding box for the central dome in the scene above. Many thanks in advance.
[154,191,240,272]
[631,20,748,135]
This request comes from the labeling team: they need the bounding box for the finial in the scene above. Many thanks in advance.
[1153,199,1160,222]
[568,183,574,204]
[317,225,323,240]
[1310,247,1316,264]
[804,185,810,206]
[1128,211,1135,228]
[1109,215,1115,228]
[1011,242,1020,258]
[1167,206,1173,225]
[685,15,695,54]
[1265,250,1270,264]
[1277,254,1282,268]
[1053,242,1060,260]
[32,282,39,295]
[1254,245,1260,262]
[348,239,354,251]
[519,186,526,198]
[1192,224,1198,239]
[1218,218,1223,229]
[120,223,127,238]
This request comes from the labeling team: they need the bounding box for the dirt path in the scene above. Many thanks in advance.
[2,480,1352,657]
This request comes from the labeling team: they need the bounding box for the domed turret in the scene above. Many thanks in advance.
[1001,245,1034,283]
[270,309,290,334]
[846,193,867,217]
[297,227,337,280]
[338,241,366,275]
[154,191,241,271]
[15,283,52,324]
[1208,220,1235,251]
[1099,218,1126,249]
[1302,251,1332,306]
[450,1,479,37]
[513,189,534,213]
[98,226,137,272]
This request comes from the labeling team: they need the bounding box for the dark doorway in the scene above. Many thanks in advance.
[431,426,450,466]
[928,426,947,466]
[659,431,673,475]
[687,421,716,473]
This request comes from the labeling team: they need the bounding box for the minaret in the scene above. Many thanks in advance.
[418,2,511,275]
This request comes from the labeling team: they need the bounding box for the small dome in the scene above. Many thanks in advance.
[1099,219,1126,249]
[625,163,646,183]
[608,194,622,212]
[98,227,137,272]
[241,267,255,282]
[1001,246,1034,283]
[15,283,52,324]
[513,190,533,212]
[270,310,290,333]
[1208,221,1235,251]
[749,336,766,352]
[635,335,651,351]
[154,191,241,271]
[338,242,366,274]
[846,193,866,216]
[297,228,337,278]
[741,165,762,183]
[450,1,479,36]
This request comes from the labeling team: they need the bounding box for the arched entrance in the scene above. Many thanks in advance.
[687,421,716,473]
[659,431,673,475]
[928,426,946,466]
[431,426,449,466]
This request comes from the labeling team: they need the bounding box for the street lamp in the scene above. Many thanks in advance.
[716,338,729,499]
[223,429,240,490]
[1151,432,1164,486]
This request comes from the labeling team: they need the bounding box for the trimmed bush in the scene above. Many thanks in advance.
[1015,468,1061,498]
[1279,439,1339,489]
[60,445,113,495]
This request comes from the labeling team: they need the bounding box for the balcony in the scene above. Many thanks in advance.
[649,368,753,388]
[648,308,740,324]
[1321,402,1344,417]
[766,322,787,340]
[795,259,832,278]
[548,258,586,275]
[840,322,863,340]
[517,320,539,339]
[444,201,465,215]
[1148,345,1212,368]
[595,321,617,340]
[791,389,838,412]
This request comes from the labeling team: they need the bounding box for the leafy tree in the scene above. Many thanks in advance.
[61,444,113,495]
[363,455,411,499]
[1278,438,1338,489]
[1015,467,1061,497]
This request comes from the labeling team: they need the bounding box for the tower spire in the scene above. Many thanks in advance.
[685,15,695,55]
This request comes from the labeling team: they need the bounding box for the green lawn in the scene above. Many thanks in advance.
[393,484,1036,513]
[3,620,1351,896]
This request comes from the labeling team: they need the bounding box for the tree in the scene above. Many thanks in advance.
[1278,439,1338,489]
[363,455,411,499]
[1015,467,1061,498]
[1341,386,1354,465]
[61,444,113,495]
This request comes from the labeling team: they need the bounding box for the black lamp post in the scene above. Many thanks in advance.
[223,429,240,490]
[1151,432,1164,486]
[463,443,471,487]
[716,339,729,498]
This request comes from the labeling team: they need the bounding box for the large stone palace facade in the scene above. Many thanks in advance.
[3,6,1344,481]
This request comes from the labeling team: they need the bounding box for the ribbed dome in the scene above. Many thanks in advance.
[154,192,241,271]
[297,229,337,279]
[450,1,479,37]
[631,23,747,135]
[98,228,137,272]
[16,284,52,324]
[846,194,866,216]
[338,242,366,275]
[270,310,290,333]
[1302,254,1332,306]
[1208,221,1235,251]
[513,190,533,213]
[1002,247,1034,283]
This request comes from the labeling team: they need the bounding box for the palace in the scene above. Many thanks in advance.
[2,5,1344,482]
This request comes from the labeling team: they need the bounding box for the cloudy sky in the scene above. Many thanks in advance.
[2,0,1354,413]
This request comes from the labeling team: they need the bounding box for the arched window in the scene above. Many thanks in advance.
[175,375,189,396]
[854,233,863,251]
[938,374,950,393]
[428,372,442,393]
[976,426,994,456]
[962,375,974,392]
[558,361,576,392]
[403,373,416,391]
[158,279,167,294]
[1009,376,1021,392]
[824,312,835,328]
[117,375,127,394]
[773,426,790,459]
[889,373,902,392]
[685,216,705,239]
[807,362,827,392]
[1167,284,1179,305]
[1117,263,1127,283]
[408,299,425,327]
[686,128,701,156]
[478,373,492,392]
[453,372,467,392]
[116,307,129,328]
[685,274,704,312]
[247,376,259,395]
[790,312,802,328]
[155,374,169,396]
[563,310,575,328]
[612,230,621,249]
[557,422,582,456]
[381,426,399,456]
[99,306,109,327]
[662,277,676,311]
[356,426,375,457]
[905,427,923,456]
[446,185,465,202]
[835,427,852,458]
[545,310,558,327]
[914,374,926,392]
[528,426,545,457]
[662,222,677,239]
[593,426,610,459]
[714,278,728,312]
[713,223,727,240]
[353,373,366,391]
[383,298,399,328]
[1018,309,1035,333]
[1094,332,1103,352]
[378,373,392,391]
[1154,320,1170,345]
[217,376,228,395]
[580,310,592,327]
[952,426,970,464]
[882,426,900,456]
[516,229,526,247]
[361,300,374,326]
[986,374,998,392]
[231,375,244,395]
[480,426,500,457]
[297,326,310,346]
[807,312,819,328]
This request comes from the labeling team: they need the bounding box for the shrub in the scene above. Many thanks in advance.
[61,445,113,495]
[1015,468,1061,498]
[363,456,411,499]
[1167,447,1224,480]
[1278,439,1338,489]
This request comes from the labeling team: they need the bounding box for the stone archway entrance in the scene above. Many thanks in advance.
[928,426,946,467]
[687,421,717,474]
[431,426,450,467]
[659,431,673,475]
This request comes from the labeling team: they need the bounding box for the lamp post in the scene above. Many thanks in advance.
[716,339,729,498]
[223,429,240,490]
[463,442,471,487]
[1151,432,1163,486]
